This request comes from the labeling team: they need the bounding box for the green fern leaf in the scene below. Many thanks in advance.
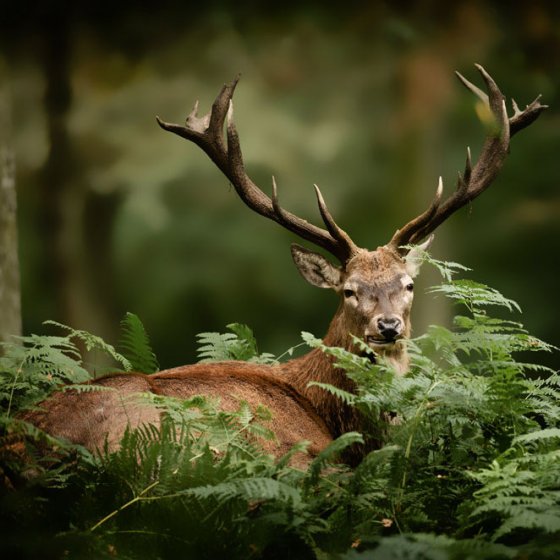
[513,428,560,446]
[307,381,357,405]
[196,324,277,364]
[45,320,132,371]
[118,312,159,373]
[307,432,363,486]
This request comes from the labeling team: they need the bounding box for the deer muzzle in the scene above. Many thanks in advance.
[365,316,404,346]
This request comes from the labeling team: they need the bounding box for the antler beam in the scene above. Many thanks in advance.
[389,64,547,252]
[156,77,358,263]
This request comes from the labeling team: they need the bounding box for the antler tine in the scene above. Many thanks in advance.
[208,76,240,142]
[156,76,240,172]
[388,177,443,250]
[455,69,488,105]
[313,184,359,257]
[389,64,547,252]
[158,76,358,263]
[510,94,548,135]
[474,63,504,114]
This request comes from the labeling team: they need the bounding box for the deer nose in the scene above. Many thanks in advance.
[377,317,402,341]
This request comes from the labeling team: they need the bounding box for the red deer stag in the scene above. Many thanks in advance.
[22,66,545,466]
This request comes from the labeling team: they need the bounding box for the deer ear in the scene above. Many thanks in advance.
[404,235,434,278]
[291,244,343,289]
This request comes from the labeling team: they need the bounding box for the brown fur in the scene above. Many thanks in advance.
[22,364,333,468]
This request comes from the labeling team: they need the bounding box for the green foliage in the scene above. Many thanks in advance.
[293,263,560,557]
[0,333,90,415]
[1,263,560,558]
[118,312,159,374]
[429,280,522,314]
[196,322,278,364]
[0,316,146,416]
[44,320,133,373]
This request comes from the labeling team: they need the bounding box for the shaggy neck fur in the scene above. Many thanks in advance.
[280,302,409,441]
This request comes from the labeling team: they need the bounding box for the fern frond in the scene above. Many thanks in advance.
[118,312,159,374]
[44,320,132,371]
[182,477,302,506]
[61,383,117,393]
[301,332,373,374]
[493,510,560,540]
[307,432,363,486]
[429,280,522,313]
[196,331,238,362]
[513,428,560,446]
[307,381,357,405]
[404,249,471,282]
[196,324,277,364]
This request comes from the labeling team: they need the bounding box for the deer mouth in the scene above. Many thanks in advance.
[365,336,398,347]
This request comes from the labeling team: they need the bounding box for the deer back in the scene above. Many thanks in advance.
[22,363,332,468]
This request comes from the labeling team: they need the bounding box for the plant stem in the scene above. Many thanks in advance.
[90,480,159,532]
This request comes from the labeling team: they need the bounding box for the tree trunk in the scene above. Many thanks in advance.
[0,78,22,347]
[38,11,118,349]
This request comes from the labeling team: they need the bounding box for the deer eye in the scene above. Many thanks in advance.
[406,283,414,292]
[343,289,355,299]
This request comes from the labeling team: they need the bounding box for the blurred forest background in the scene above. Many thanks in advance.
[0,0,559,371]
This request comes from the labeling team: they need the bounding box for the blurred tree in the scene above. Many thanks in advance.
[0,70,21,347]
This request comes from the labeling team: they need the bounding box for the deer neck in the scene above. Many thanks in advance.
[280,304,409,438]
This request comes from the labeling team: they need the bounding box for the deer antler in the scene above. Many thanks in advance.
[389,64,547,252]
[156,76,359,263]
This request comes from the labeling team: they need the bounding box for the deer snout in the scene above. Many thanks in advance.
[365,315,404,346]
[375,316,403,342]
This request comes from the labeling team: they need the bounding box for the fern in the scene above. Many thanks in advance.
[181,477,303,507]
[118,312,159,374]
[302,331,375,375]
[0,317,154,414]
[196,330,239,362]
[464,450,560,544]
[196,323,277,364]
[45,319,132,372]
[513,428,560,446]
[0,333,91,414]
[401,246,471,282]
[429,280,522,313]
[306,432,363,487]
[307,381,357,405]
[294,260,560,552]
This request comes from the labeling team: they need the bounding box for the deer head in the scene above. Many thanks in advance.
[290,239,431,363]
[157,65,546,369]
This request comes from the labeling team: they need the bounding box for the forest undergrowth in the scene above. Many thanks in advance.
[1,258,559,559]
